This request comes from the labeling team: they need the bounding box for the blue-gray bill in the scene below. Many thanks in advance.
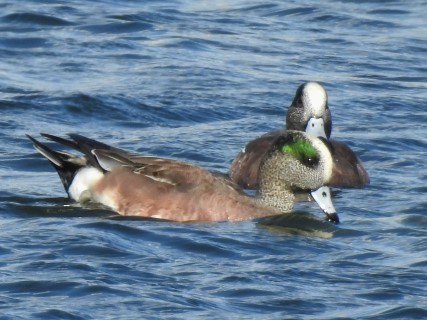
[305,118,327,139]
[310,186,339,224]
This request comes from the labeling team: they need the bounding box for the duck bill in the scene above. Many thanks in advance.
[310,186,339,224]
[305,118,327,138]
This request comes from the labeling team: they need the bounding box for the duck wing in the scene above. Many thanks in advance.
[93,148,226,193]
[328,139,370,187]
[229,130,369,189]
[229,130,281,189]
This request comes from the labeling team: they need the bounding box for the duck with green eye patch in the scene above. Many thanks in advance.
[27,130,338,223]
[229,82,369,190]
[258,131,338,223]
[280,138,320,167]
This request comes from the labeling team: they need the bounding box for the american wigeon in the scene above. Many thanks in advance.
[229,82,369,189]
[27,131,339,223]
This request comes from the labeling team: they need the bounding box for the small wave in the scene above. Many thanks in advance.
[80,21,153,34]
[2,12,73,26]
[0,37,49,49]
[370,306,427,319]
[32,309,86,320]
[263,6,317,18]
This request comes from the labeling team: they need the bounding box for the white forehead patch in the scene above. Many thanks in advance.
[302,82,327,117]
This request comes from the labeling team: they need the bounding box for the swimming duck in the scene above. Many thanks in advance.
[27,131,339,223]
[229,82,369,189]
[286,81,332,139]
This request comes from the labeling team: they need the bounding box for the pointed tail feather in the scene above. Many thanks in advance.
[40,133,105,171]
[41,133,130,171]
[40,133,79,150]
[27,134,84,193]
[68,133,118,151]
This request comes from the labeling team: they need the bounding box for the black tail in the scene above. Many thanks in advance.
[40,133,130,171]
[27,134,86,193]
[28,133,134,192]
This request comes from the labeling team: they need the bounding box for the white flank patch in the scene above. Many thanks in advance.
[68,167,104,202]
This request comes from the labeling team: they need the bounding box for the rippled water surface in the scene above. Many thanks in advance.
[1,0,427,319]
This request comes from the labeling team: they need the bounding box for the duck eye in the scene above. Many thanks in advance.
[302,156,319,167]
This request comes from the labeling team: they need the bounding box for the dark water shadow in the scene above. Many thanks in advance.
[256,210,367,238]
[256,211,339,238]
[1,195,114,219]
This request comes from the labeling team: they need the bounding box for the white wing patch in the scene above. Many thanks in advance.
[145,174,177,186]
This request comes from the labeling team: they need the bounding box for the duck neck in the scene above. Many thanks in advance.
[256,178,295,213]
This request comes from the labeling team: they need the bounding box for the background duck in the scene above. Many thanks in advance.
[27,131,339,223]
[229,81,369,190]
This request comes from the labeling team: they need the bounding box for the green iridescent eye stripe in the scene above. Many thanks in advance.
[281,139,318,158]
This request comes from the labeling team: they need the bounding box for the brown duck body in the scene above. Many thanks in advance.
[28,131,337,222]
[93,165,274,222]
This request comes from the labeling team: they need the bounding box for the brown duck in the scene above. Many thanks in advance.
[27,130,339,223]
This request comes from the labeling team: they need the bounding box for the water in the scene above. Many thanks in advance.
[1,0,427,318]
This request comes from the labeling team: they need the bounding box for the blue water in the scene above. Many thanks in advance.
[1,0,427,319]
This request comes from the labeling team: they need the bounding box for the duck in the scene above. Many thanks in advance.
[229,81,369,190]
[27,131,339,223]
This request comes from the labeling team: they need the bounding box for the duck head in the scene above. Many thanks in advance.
[257,131,339,223]
[286,82,332,139]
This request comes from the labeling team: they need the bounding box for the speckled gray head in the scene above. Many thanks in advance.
[257,131,338,223]
[286,82,332,139]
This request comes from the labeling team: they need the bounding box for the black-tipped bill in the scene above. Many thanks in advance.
[305,118,327,139]
[310,186,339,224]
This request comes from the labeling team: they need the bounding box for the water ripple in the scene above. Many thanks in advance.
[80,21,153,34]
[0,37,49,49]
[2,12,74,26]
